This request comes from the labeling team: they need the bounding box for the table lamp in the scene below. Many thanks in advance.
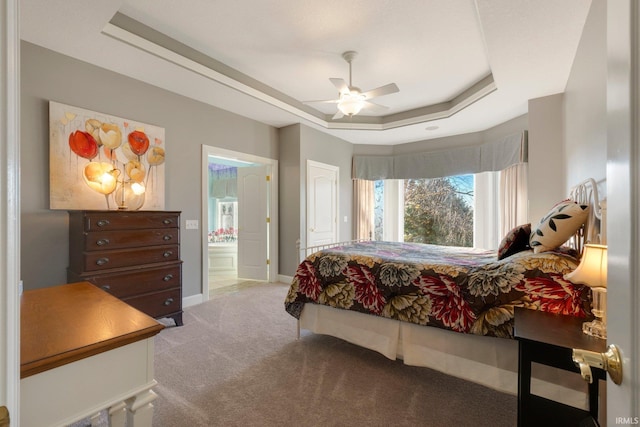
[564,244,608,339]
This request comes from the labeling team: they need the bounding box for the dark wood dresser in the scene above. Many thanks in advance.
[67,210,183,326]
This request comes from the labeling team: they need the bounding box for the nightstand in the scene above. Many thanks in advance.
[514,307,606,427]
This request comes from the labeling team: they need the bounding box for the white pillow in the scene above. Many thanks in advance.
[530,200,590,253]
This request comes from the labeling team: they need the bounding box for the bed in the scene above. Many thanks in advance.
[285,178,605,407]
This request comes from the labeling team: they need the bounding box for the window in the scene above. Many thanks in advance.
[373,172,500,248]
[404,175,474,247]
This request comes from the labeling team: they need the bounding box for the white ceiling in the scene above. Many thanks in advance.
[20,0,591,146]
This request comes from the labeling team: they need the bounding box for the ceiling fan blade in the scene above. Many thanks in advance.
[361,100,389,113]
[303,99,340,105]
[329,78,350,95]
[332,109,345,120]
[361,83,399,100]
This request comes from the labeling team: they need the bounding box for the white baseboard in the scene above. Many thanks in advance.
[183,294,203,308]
[278,274,293,284]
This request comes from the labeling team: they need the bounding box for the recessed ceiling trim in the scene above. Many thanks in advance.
[102,22,327,127]
[325,76,496,131]
[103,13,496,132]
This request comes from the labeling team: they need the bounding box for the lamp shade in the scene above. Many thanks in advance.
[338,92,365,116]
[564,244,608,288]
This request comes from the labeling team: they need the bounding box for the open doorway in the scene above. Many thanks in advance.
[201,145,278,301]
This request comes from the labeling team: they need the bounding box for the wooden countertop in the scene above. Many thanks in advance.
[21,281,164,378]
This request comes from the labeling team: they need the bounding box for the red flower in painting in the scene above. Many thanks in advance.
[414,274,476,332]
[346,265,385,314]
[515,275,587,316]
[128,130,150,156]
[295,260,322,301]
[69,130,98,160]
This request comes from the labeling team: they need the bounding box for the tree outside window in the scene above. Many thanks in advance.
[373,175,474,247]
[403,175,474,247]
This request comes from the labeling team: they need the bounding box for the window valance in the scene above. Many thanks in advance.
[209,166,237,198]
[352,131,528,180]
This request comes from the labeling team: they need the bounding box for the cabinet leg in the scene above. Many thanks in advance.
[126,389,157,427]
[109,401,127,427]
[171,312,183,326]
[517,341,532,427]
[89,412,102,426]
[588,379,600,419]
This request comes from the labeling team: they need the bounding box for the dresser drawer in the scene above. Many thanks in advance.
[123,288,182,318]
[84,228,179,251]
[80,211,180,231]
[82,244,179,271]
[85,263,181,298]
[68,210,183,325]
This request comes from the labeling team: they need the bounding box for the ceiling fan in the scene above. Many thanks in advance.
[304,51,399,120]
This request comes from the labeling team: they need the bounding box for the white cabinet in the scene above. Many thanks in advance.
[208,243,238,274]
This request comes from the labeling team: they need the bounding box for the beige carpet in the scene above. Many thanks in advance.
[152,282,517,426]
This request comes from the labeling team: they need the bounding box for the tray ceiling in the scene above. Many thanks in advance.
[20,0,591,145]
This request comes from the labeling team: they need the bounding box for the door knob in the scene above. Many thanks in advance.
[572,344,622,385]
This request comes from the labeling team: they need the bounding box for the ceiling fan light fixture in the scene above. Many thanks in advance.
[338,92,365,116]
[303,50,399,120]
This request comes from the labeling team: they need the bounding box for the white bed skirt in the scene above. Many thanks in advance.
[299,303,593,410]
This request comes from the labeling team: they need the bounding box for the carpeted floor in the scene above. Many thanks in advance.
[151,282,517,427]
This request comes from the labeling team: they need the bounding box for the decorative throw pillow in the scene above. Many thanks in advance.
[497,223,532,260]
[529,200,590,253]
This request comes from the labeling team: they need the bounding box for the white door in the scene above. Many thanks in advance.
[307,160,339,247]
[1,0,21,422]
[237,165,269,280]
[605,1,639,419]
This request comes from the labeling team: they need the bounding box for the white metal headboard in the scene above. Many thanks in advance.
[568,178,606,252]
[297,239,369,263]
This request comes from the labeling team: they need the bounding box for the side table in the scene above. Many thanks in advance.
[514,307,606,427]
[21,281,165,426]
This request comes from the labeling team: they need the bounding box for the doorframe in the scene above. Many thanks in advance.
[200,145,278,301]
[1,0,21,421]
[606,0,639,418]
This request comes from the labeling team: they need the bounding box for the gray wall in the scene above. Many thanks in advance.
[563,0,607,189]
[21,41,278,297]
[528,93,565,225]
[528,1,607,225]
[278,123,354,276]
[527,1,607,227]
[278,124,302,277]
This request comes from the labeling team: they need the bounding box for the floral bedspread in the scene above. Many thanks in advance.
[285,241,591,338]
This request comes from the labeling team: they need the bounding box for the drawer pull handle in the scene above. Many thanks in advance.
[163,251,173,258]
[96,238,110,246]
[163,218,173,225]
[96,257,109,266]
[163,274,174,281]
[101,285,111,291]
[163,235,172,241]
[96,219,110,227]
[163,298,174,306]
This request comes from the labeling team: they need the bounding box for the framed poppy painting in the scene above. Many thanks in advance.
[49,101,166,210]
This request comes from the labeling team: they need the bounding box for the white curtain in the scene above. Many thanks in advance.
[353,179,374,240]
[499,162,529,237]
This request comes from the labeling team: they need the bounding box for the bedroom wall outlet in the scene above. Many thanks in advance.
[185,220,199,230]
[344,216,348,223]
